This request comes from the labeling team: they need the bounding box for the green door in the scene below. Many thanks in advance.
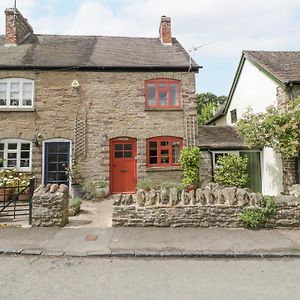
[240,151,262,193]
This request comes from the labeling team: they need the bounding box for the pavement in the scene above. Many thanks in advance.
[1,226,300,258]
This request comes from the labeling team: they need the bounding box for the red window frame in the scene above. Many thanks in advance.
[146,136,183,167]
[145,79,181,108]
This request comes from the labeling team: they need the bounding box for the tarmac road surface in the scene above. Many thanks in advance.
[0,256,300,300]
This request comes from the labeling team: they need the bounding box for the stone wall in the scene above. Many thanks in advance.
[32,184,69,227]
[282,157,299,192]
[0,70,197,188]
[199,150,212,186]
[113,183,300,228]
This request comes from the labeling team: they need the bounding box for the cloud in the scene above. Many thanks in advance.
[1,0,300,94]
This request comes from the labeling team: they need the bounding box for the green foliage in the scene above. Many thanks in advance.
[137,180,184,191]
[196,92,227,113]
[0,169,33,188]
[196,93,227,125]
[69,197,82,209]
[179,147,200,187]
[240,196,277,229]
[237,97,300,157]
[82,179,108,197]
[65,160,81,184]
[197,102,214,125]
[214,154,249,188]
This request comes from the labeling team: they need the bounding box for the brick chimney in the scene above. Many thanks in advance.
[5,8,33,46]
[159,16,172,45]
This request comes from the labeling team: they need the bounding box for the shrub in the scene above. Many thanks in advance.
[240,196,277,229]
[69,197,82,209]
[214,154,248,188]
[160,182,185,190]
[179,147,200,187]
[137,180,158,191]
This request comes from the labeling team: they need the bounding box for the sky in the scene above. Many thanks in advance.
[1,0,300,96]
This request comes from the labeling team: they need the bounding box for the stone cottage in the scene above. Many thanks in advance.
[0,7,200,194]
[207,51,300,195]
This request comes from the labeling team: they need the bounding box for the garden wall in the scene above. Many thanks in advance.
[32,184,69,227]
[112,183,300,228]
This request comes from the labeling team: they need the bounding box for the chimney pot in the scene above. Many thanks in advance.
[159,16,172,45]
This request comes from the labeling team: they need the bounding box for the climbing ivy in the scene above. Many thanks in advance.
[237,97,300,158]
[179,147,200,187]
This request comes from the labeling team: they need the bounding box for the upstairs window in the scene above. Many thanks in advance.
[147,136,183,167]
[0,139,32,171]
[0,78,34,108]
[230,109,237,123]
[145,79,181,108]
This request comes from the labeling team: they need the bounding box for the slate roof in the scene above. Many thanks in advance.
[244,51,300,84]
[198,126,247,149]
[0,34,199,70]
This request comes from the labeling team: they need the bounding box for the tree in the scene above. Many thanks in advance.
[196,92,227,125]
[196,92,227,114]
[237,97,300,158]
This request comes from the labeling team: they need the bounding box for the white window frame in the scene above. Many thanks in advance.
[0,139,32,172]
[0,78,34,108]
[212,151,239,169]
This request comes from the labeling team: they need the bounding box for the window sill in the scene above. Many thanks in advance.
[144,108,183,112]
[146,166,182,172]
[0,108,35,112]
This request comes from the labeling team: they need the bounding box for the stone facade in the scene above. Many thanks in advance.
[113,183,300,228]
[199,150,212,186]
[0,70,197,188]
[32,184,69,227]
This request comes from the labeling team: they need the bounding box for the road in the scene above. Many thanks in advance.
[0,256,299,300]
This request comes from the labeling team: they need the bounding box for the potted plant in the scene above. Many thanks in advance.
[65,160,82,198]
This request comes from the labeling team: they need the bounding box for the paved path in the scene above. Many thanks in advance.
[1,227,300,258]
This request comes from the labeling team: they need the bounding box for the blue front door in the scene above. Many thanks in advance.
[44,142,70,186]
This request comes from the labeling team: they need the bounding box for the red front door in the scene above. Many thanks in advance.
[110,138,137,194]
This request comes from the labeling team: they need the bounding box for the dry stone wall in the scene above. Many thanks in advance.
[32,184,69,227]
[113,183,300,228]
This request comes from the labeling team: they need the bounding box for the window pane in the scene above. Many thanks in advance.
[0,143,4,151]
[20,160,29,167]
[48,163,57,172]
[172,141,181,163]
[124,144,132,151]
[23,99,32,106]
[170,84,179,106]
[58,154,68,162]
[23,83,33,106]
[159,91,167,106]
[149,157,157,164]
[8,152,17,159]
[115,151,123,158]
[0,83,7,91]
[124,151,132,158]
[21,143,30,151]
[161,141,168,146]
[0,151,3,167]
[8,143,17,150]
[161,149,169,164]
[11,82,20,90]
[21,151,30,159]
[149,142,157,149]
[47,144,58,153]
[59,143,69,153]
[23,82,32,92]
[115,144,123,151]
[147,84,156,106]
[7,160,17,167]
[10,92,19,106]
[0,83,7,106]
[159,84,167,89]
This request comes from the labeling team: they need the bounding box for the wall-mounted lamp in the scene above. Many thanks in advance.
[71,80,80,89]
[32,133,42,147]
[101,133,108,144]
